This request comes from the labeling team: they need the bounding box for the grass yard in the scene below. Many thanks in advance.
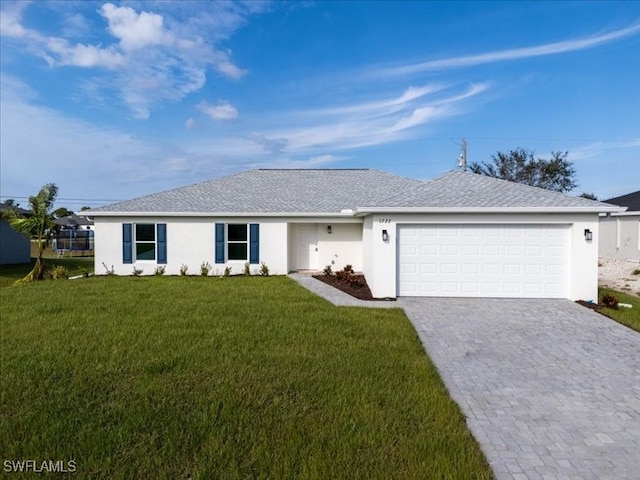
[0,257,94,288]
[599,287,640,333]
[0,276,492,479]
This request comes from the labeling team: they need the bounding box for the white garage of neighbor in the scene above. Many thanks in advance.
[86,169,623,301]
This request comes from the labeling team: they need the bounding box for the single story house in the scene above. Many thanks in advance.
[599,190,639,262]
[87,169,622,300]
[0,202,31,265]
[54,213,94,231]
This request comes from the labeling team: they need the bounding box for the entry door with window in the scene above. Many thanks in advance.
[292,224,318,270]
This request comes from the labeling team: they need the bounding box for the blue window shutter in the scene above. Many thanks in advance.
[215,223,225,264]
[157,223,167,264]
[122,223,133,264]
[249,223,259,264]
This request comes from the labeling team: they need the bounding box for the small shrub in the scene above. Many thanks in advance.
[200,261,212,276]
[223,266,232,277]
[633,269,640,276]
[259,262,270,277]
[323,265,333,276]
[243,262,251,276]
[601,294,619,309]
[154,265,166,276]
[102,262,115,275]
[179,264,189,276]
[132,267,143,276]
[50,265,69,280]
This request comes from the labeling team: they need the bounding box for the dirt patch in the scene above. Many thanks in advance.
[598,257,640,297]
[312,274,396,301]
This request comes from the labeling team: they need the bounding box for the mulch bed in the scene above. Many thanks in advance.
[575,300,616,319]
[312,274,396,301]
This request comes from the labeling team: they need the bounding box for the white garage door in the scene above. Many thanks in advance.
[398,224,569,298]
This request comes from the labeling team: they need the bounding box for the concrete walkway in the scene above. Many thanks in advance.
[289,275,640,480]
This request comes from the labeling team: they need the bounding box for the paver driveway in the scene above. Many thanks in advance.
[399,298,640,480]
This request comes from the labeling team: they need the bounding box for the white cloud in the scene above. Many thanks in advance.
[372,22,640,77]
[198,100,239,120]
[569,140,640,161]
[254,83,489,153]
[100,3,174,51]
[44,37,124,68]
[185,117,196,129]
[0,2,256,118]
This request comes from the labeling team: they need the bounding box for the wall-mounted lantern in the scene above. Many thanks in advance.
[327,225,332,234]
[584,229,593,242]
[382,229,389,242]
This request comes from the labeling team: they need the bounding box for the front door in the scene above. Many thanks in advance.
[292,224,318,270]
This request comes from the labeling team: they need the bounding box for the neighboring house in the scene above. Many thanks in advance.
[599,190,639,262]
[0,202,31,265]
[87,169,622,301]
[54,213,94,230]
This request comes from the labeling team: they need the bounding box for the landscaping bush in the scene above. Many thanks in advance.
[49,265,69,280]
[323,265,333,276]
[154,266,166,276]
[259,262,270,277]
[601,294,619,309]
[179,264,189,276]
[200,261,212,276]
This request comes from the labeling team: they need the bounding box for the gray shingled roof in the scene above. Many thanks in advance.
[88,168,620,215]
[603,191,640,211]
[366,171,619,210]
[89,169,421,214]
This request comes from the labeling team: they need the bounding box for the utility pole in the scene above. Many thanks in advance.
[457,138,467,171]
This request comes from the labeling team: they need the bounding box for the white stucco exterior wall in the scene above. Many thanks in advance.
[599,215,640,262]
[362,212,600,301]
[94,217,289,276]
[94,217,363,276]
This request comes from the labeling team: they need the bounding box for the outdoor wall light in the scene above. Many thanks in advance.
[584,229,593,242]
[327,225,332,234]
[382,229,389,242]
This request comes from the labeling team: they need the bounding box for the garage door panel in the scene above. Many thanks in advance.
[398,224,569,298]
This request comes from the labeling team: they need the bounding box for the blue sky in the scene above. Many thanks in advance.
[1,1,639,209]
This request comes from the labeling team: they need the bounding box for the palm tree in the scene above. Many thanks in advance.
[8,183,59,283]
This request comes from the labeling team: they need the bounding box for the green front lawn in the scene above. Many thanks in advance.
[0,257,94,287]
[0,276,492,479]
[598,288,640,333]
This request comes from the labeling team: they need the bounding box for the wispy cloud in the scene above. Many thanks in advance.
[198,100,239,121]
[0,2,264,119]
[250,83,489,153]
[372,22,640,77]
[569,139,640,161]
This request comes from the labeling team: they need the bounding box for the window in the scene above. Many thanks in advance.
[215,223,258,264]
[135,224,156,260]
[227,224,248,260]
[123,223,166,265]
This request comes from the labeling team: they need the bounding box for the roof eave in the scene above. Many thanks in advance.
[353,206,626,214]
[84,211,358,218]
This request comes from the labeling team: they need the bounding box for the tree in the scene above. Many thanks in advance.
[80,206,92,211]
[7,183,59,283]
[54,207,73,218]
[579,192,598,201]
[469,148,577,193]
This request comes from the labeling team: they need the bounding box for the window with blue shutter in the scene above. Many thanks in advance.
[215,223,225,263]
[122,223,133,264]
[249,224,259,264]
[157,223,167,264]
